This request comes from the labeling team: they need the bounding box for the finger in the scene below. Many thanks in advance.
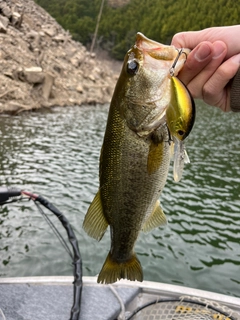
[177,41,213,85]
[186,41,227,99]
[203,53,240,112]
[171,30,211,49]
[172,26,240,59]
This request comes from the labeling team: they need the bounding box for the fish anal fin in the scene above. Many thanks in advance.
[142,200,167,233]
[82,190,108,241]
[97,252,143,284]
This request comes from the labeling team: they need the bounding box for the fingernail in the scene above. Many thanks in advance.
[212,41,226,59]
[194,43,211,62]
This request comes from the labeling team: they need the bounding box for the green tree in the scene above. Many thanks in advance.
[34,0,240,60]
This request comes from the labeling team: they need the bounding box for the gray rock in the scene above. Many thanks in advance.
[42,24,57,37]
[42,73,55,100]
[0,15,9,28]
[12,11,23,28]
[0,20,7,33]
[0,3,12,18]
[20,67,45,84]
[0,0,119,113]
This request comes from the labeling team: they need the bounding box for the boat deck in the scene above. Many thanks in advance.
[0,276,240,320]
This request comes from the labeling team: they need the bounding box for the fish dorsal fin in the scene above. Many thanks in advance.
[82,190,109,241]
[142,200,167,233]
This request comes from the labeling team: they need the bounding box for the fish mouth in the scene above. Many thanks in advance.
[135,32,190,75]
[135,32,170,52]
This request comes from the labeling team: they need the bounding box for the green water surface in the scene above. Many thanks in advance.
[0,102,240,297]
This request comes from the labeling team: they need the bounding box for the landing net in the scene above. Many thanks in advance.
[130,295,240,320]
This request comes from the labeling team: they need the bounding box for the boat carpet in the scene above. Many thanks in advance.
[0,283,140,320]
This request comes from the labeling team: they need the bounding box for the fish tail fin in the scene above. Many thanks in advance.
[97,252,143,284]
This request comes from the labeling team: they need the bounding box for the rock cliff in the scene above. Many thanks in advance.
[0,0,119,114]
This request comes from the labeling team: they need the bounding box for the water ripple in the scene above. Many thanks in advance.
[0,102,240,297]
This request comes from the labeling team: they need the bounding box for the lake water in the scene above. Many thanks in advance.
[0,103,240,297]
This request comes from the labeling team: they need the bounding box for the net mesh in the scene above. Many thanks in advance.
[131,296,240,320]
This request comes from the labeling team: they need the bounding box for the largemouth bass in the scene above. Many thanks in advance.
[83,33,194,284]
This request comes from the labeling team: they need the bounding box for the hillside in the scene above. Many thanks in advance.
[34,0,240,60]
[0,0,118,114]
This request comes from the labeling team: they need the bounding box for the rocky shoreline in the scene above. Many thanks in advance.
[0,0,120,114]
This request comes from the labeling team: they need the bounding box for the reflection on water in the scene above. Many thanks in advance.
[0,103,240,297]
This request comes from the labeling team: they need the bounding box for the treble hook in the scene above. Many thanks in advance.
[169,49,187,77]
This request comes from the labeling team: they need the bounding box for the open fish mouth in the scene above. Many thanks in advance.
[135,32,174,54]
[135,32,190,75]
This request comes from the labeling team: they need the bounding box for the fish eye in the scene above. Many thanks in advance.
[126,59,139,75]
[177,130,185,137]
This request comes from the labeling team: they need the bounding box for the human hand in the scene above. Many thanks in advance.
[171,25,240,112]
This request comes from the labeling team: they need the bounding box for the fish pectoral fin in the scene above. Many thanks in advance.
[147,133,164,175]
[142,200,167,233]
[97,252,143,284]
[82,190,108,241]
